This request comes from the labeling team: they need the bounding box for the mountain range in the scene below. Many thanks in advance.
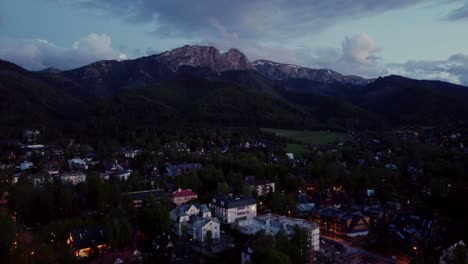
[1,45,468,132]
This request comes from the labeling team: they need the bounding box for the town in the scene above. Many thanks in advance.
[0,126,467,263]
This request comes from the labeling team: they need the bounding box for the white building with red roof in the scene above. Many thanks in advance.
[171,188,198,206]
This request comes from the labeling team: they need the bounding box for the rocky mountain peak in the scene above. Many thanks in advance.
[156,45,254,72]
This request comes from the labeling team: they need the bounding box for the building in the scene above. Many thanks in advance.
[166,163,202,177]
[388,212,436,252]
[68,158,88,171]
[23,129,40,143]
[169,203,220,242]
[67,226,108,258]
[122,189,168,208]
[19,161,34,171]
[311,208,370,238]
[239,213,320,251]
[245,176,275,196]
[113,169,132,181]
[210,195,257,226]
[60,172,86,185]
[171,188,198,206]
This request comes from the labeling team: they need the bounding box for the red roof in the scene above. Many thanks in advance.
[172,189,197,198]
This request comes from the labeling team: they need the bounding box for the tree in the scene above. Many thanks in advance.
[252,247,291,264]
[289,226,309,264]
[217,182,230,194]
[139,200,170,236]
[205,230,213,251]
[0,212,14,259]
[57,189,80,218]
[106,218,132,250]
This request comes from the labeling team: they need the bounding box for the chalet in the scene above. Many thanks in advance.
[312,208,370,238]
[143,164,160,177]
[19,161,33,171]
[23,129,40,143]
[43,161,60,176]
[122,190,168,208]
[210,195,257,226]
[60,172,86,185]
[169,203,220,242]
[244,176,275,197]
[388,212,436,252]
[25,144,45,156]
[238,214,320,251]
[68,158,88,171]
[118,148,143,159]
[152,233,174,260]
[7,152,16,161]
[296,203,316,217]
[105,162,124,173]
[166,163,202,177]
[31,174,51,188]
[170,188,198,206]
[113,169,132,181]
[67,226,108,258]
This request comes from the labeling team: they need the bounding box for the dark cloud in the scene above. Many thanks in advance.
[387,54,468,85]
[445,3,468,20]
[0,33,126,70]
[73,0,430,40]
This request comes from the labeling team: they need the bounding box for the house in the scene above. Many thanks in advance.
[210,195,257,226]
[23,129,40,143]
[244,176,275,196]
[312,208,370,238]
[171,188,198,206]
[25,144,45,156]
[119,148,142,159]
[19,161,34,171]
[388,212,436,252]
[166,163,202,177]
[238,213,320,251]
[191,217,220,242]
[43,161,60,176]
[31,174,51,188]
[241,241,254,264]
[296,203,316,217]
[143,164,160,177]
[68,158,88,171]
[122,190,168,208]
[439,241,467,264]
[152,233,174,261]
[67,226,108,258]
[113,169,132,181]
[169,203,220,242]
[105,162,124,173]
[60,172,86,185]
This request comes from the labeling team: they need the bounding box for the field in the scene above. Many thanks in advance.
[262,128,346,145]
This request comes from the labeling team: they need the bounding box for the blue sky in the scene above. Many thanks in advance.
[1,0,468,84]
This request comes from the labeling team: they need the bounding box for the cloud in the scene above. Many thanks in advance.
[341,33,380,66]
[0,33,126,70]
[386,53,468,85]
[445,3,468,20]
[206,28,384,78]
[72,0,432,41]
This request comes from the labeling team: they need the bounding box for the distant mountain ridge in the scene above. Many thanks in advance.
[253,59,369,85]
[1,45,468,131]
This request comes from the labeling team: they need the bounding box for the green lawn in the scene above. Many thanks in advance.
[285,143,309,156]
[262,128,346,145]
